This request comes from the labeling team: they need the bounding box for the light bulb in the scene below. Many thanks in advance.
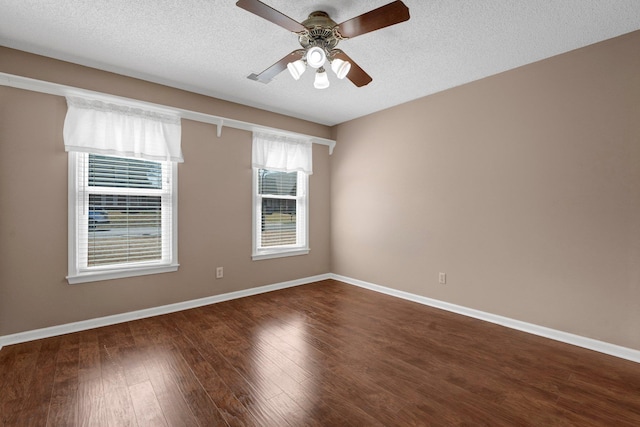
[287,60,306,80]
[331,58,351,79]
[306,46,326,69]
[314,67,330,89]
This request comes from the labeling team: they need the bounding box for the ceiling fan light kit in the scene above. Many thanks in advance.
[305,46,326,69]
[331,58,351,80]
[287,59,306,80]
[313,67,330,89]
[236,0,410,89]
[287,46,351,86]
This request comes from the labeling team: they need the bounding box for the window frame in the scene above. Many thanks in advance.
[252,168,309,260]
[67,152,179,284]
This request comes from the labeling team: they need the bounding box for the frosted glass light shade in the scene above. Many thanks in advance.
[306,46,326,68]
[287,60,306,80]
[331,58,351,79]
[314,68,330,89]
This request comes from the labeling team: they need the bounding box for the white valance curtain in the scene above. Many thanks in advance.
[63,96,183,162]
[252,132,313,174]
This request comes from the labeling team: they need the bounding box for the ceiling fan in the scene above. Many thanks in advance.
[236,0,410,89]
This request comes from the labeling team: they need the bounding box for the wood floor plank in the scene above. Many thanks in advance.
[1,279,639,426]
[99,345,137,427]
[287,376,385,427]
[0,340,41,404]
[78,330,101,383]
[99,345,129,391]
[158,344,229,426]
[27,339,62,421]
[102,388,137,427]
[264,391,324,427]
[145,346,201,427]
[97,323,136,349]
[120,345,151,387]
[214,300,319,382]
[175,308,299,426]
[47,334,80,427]
[0,340,47,426]
[129,316,174,347]
[128,381,167,427]
[0,346,18,426]
[169,335,258,427]
[77,376,107,426]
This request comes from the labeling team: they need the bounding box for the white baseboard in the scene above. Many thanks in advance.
[331,274,640,364]
[0,273,331,350]
[2,272,638,364]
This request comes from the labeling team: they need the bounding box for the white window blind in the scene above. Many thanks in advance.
[257,169,304,248]
[69,153,178,283]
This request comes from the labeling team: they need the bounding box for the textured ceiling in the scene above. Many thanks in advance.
[1,1,639,126]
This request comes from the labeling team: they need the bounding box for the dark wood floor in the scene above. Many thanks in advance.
[1,280,639,426]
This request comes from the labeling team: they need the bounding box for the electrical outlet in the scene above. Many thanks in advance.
[439,272,446,284]
[216,267,224,279]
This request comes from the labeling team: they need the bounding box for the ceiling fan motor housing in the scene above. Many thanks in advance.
[298,11,343,59]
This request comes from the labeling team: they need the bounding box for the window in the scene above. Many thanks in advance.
[253,168,309,259]
[63,95,182,284]
[67,153,178,283]
[251,132,312,260]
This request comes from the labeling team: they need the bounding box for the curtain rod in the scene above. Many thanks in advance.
[0,72,336,154]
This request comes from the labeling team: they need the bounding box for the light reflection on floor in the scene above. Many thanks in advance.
[250,315,316,419]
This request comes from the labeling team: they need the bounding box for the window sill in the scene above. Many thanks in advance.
[252,248,309,261]
[67,264,179,284]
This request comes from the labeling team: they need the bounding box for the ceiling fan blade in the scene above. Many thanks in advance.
[247,50,305,84]
[236,0,305,33]
[337,1,410,39]
[333,51,373,87]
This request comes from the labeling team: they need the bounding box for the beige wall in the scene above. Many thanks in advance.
[2,30,640,352]
[0,48,332,336]
[332,31,640,350]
